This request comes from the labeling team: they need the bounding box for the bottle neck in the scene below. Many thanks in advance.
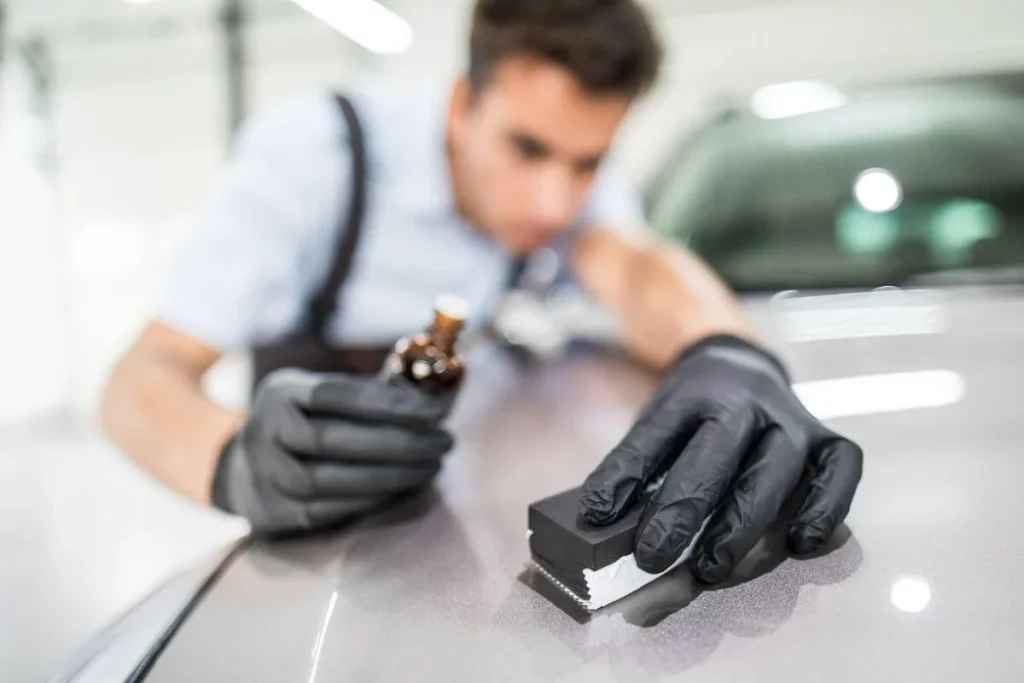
[428,312,464,354]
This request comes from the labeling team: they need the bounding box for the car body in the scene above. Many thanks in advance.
[52,75,1024,682]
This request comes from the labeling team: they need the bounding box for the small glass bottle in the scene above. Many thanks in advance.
[386,295,469,395]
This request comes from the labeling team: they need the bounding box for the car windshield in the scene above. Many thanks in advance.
[647,85,1024,291]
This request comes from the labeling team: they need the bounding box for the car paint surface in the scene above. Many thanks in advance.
[48,547,238,683]
[122,286,1024,682]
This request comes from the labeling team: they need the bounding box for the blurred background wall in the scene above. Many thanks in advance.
[1,0,1022,680]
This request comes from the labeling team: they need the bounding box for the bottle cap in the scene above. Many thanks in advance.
[435,294,470,322]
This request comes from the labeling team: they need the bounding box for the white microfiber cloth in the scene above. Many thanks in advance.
[531,517,709,611]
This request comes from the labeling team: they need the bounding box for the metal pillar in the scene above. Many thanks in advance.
[0,1,6,68]
[0,1,7,123]
[219,0,247,141]
[16,36,54,173]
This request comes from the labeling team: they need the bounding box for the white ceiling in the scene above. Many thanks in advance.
[7,0,292,36]
[7,0,817,35]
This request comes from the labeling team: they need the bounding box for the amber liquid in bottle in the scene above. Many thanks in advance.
[386,295,469,395]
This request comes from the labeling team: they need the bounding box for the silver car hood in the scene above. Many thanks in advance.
[80,286,1024,682]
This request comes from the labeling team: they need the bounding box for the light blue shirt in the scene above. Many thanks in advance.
[156,81,644,350]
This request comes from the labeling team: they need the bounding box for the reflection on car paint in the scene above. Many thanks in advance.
[794,370,965,420]
[770,288,946,341]
[891,575,932,613]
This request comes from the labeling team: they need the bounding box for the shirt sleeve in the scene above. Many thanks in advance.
[154,94,351,351]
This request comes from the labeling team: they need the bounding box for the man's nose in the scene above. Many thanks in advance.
[532,167,577,228]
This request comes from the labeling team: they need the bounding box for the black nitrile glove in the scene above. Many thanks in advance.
[212,369,454,535]
[579,335,863,584]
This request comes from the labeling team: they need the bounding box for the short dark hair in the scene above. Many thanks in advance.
[469,0,663,99]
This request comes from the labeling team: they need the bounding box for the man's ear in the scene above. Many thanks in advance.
[448,76,475,128]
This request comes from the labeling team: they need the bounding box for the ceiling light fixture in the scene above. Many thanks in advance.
[290,0,413,55]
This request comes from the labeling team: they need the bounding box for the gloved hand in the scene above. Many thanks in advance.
[579,335,863,583]
[212,368,455,535]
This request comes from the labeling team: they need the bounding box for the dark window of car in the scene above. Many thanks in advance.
[648,86,1024,291]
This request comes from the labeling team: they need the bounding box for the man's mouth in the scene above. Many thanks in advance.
[518,229,554,250]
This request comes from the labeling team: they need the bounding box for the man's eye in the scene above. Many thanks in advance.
[514,137,547,160]
[576,158,601,175]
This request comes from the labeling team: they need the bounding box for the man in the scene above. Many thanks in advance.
[100,0,862,584]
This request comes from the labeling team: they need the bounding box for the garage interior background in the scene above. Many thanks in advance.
[0,0,1022,681]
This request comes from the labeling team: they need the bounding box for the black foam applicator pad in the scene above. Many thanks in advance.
[528,486,646,600]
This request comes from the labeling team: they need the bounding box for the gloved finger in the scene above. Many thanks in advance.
[788,438,863,555]
[279,417,454,464]
[301,373,453,425]
[279,460,441,500]
[578,388,704,526]
[241,428,316,498]
[693,427,804,584]
[634,407,757,574]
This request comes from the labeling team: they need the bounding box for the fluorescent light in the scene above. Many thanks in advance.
[291,0,412,54]
[794,370,965,421]
[751,80,846,120]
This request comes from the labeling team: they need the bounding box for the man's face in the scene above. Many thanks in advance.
[448,58,632,255]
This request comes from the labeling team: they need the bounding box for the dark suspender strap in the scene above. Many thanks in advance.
[306,94,368,339]
[505,257,529,290]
